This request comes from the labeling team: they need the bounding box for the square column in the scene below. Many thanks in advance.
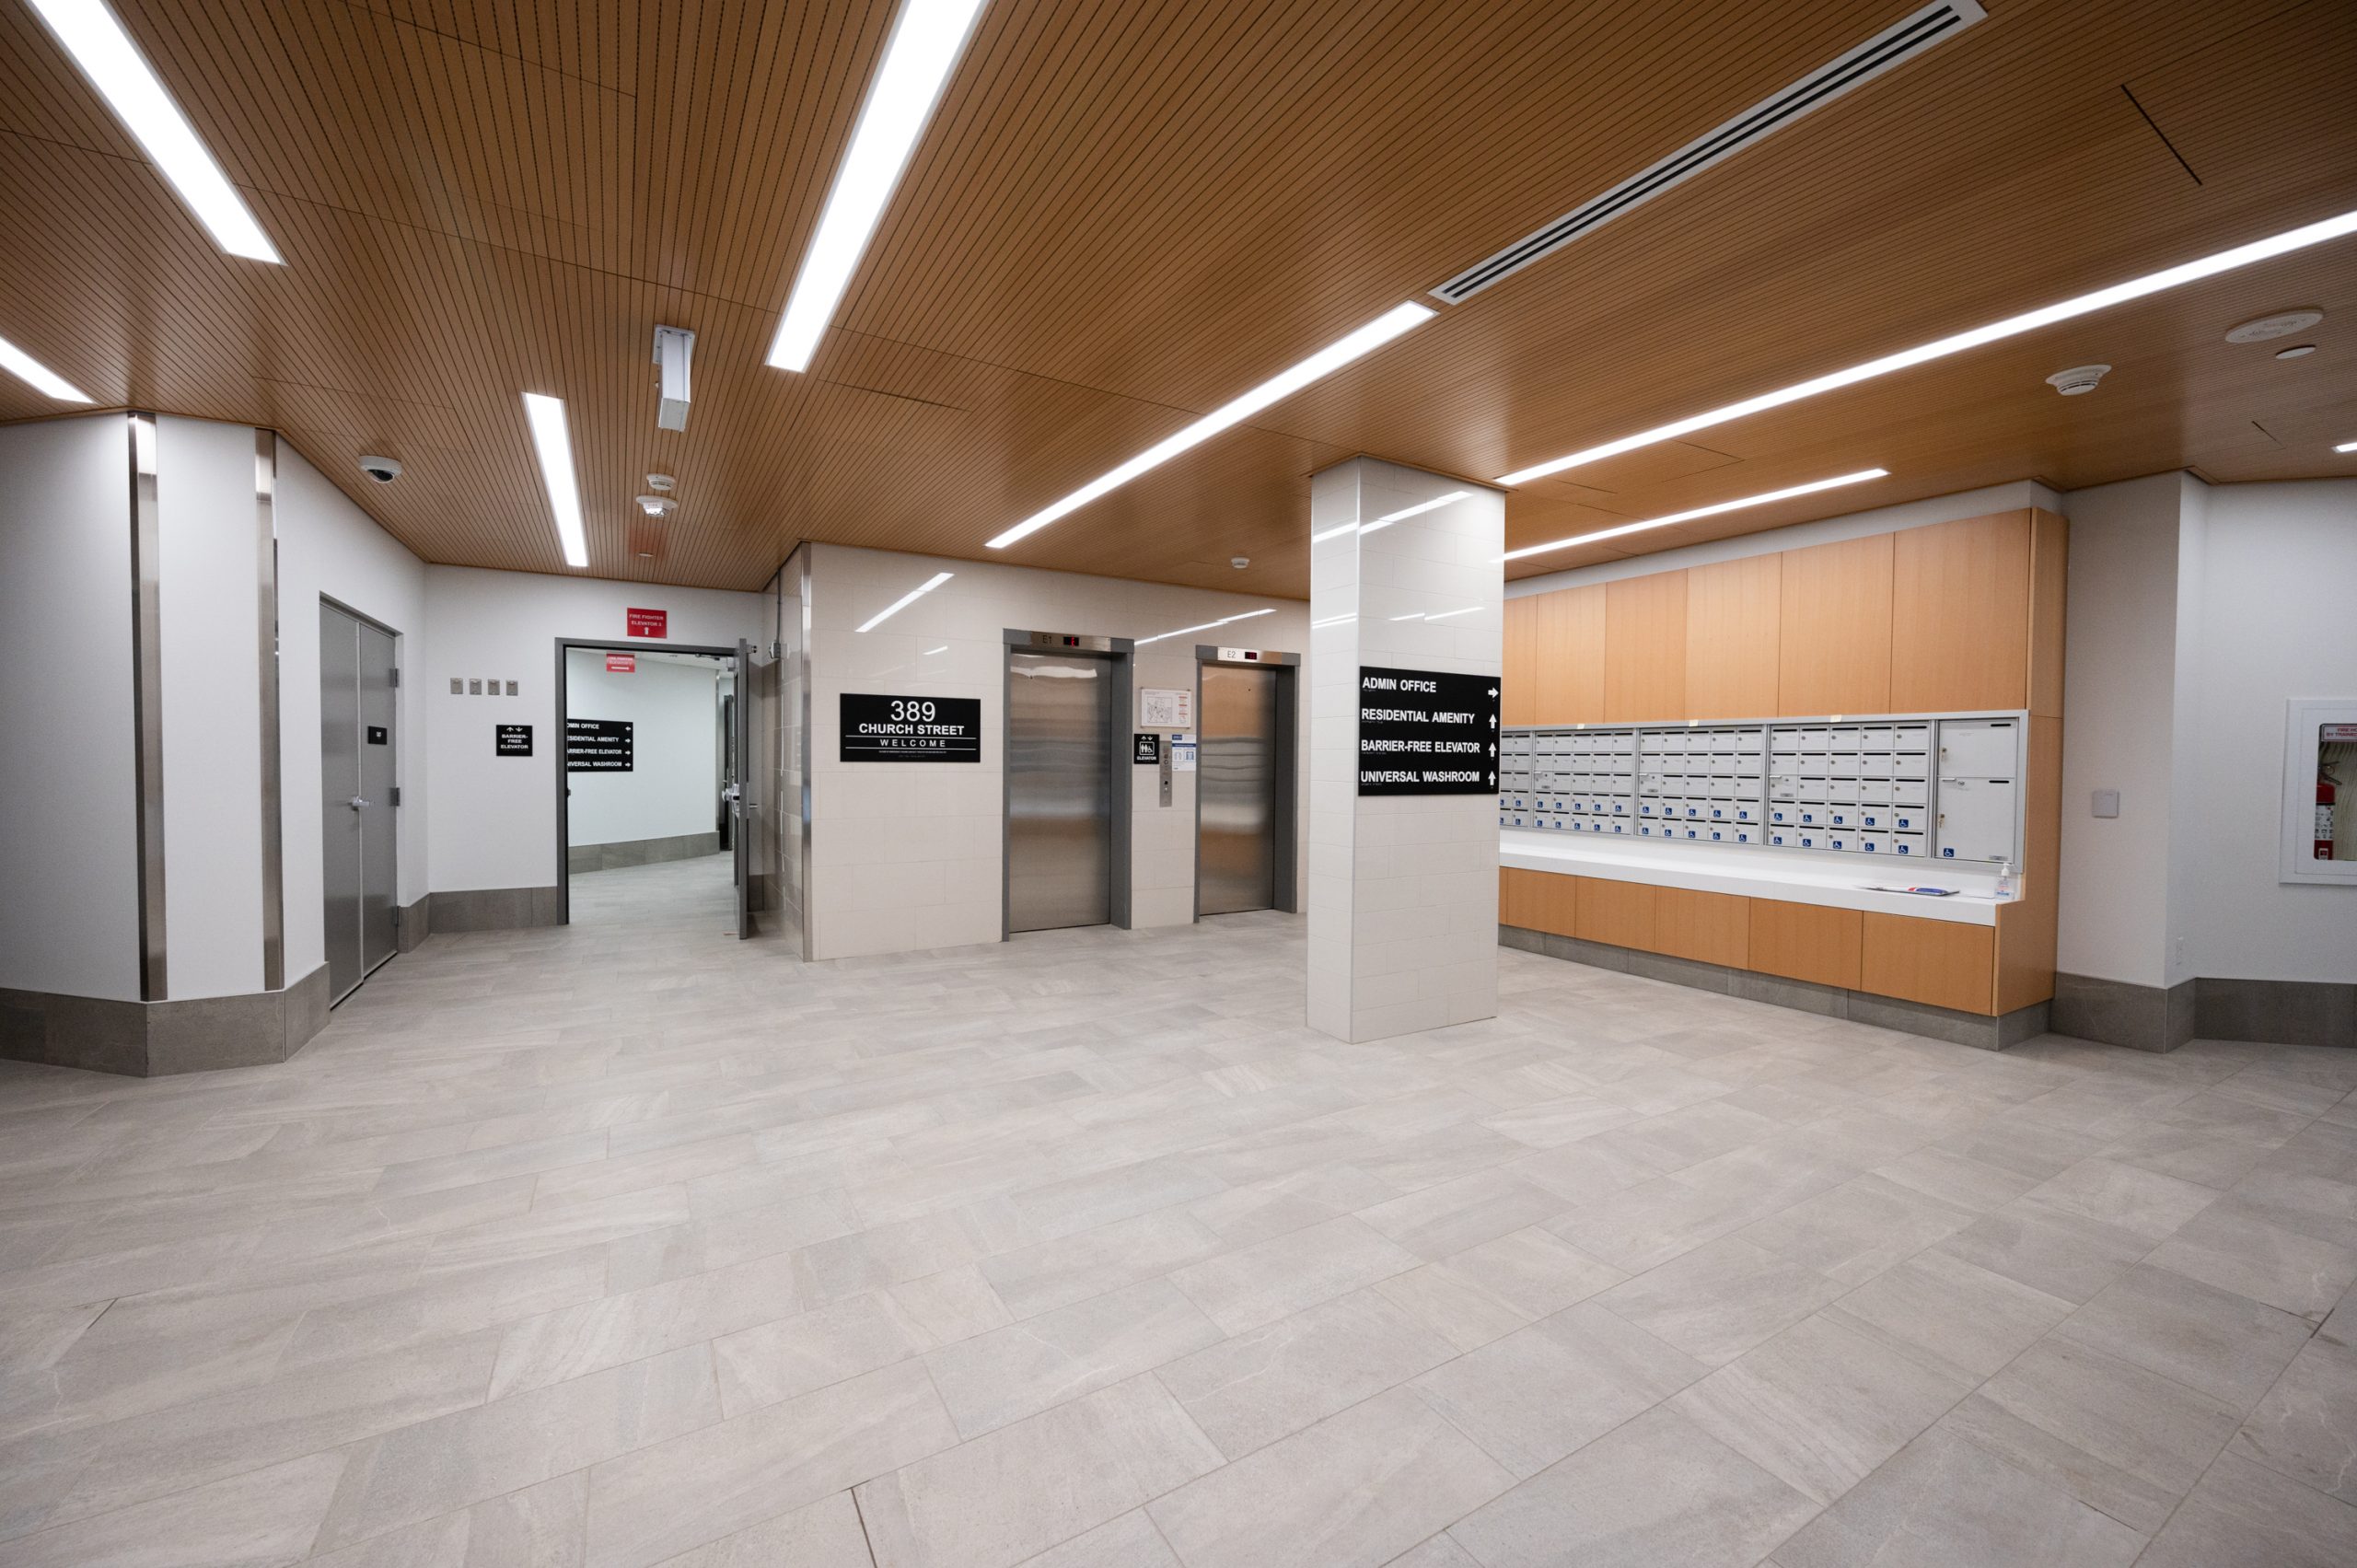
[1306,457,1504,1043]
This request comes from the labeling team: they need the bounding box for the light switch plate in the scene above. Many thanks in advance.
[2092,788,2120,819]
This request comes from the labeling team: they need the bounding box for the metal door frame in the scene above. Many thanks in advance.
[1000,630,1133,940]
[320,594,405,1005]
[553,637,741,925]
[1192,645,1300,918]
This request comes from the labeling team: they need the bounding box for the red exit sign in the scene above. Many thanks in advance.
[625,607,667,638]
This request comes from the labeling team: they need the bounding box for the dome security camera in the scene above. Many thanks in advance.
[358,456,403,483]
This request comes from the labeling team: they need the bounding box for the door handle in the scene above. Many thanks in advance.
[349,796,368,810]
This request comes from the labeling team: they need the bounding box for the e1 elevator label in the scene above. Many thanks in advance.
[565,718,634,772]
[1356,665,1500,796]
[839,693,981,762]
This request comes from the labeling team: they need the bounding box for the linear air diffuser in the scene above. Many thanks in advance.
[1432,0,1985,305]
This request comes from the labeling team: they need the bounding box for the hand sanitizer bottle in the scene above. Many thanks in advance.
[1994,858,2016,900]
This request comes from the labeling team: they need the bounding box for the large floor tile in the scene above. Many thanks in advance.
[926,1276,1223,1437]
[1156,1288,1456,1458]
[2136,1451,2357,1568]
[1819,1249,2070,1385]
[1167,1215,1419,1334]
[2228,1335,2357,1504]
[1593,1236,1847,1366]
[2052,1262,2312,1411]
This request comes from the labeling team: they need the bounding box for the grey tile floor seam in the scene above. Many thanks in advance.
[0,856,2353,1567]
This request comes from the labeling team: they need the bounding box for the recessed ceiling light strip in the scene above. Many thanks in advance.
[855,571,954,633]
[521,394,590,569]
[767,0,990,371]
[1497,207,2357,486]
[0,334,93,402]
[988,302,1435,550]
[28,0,282,262]
[1502,469,1887,563]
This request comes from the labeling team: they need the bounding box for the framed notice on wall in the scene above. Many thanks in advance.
[565,717,634,772]
[840,693,982,762]
[1356,665,1500,795]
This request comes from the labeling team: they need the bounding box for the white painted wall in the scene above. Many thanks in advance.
[563,650,723,847]
[425,567,765,892]
[805,544,1311,959]
[0,416,141,1001]
[274,441,430,979]
[156,417,267,999]
[2185,478,2357,981]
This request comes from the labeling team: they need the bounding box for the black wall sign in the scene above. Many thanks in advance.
[1356,664,1501,796]
[566,717,634,772]
[840,693,981,762]
[494,724,532,757]
[1132,732,1161,765]
[366,726,389,746]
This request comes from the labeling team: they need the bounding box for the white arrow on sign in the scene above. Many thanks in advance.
[1487,687,1498,698]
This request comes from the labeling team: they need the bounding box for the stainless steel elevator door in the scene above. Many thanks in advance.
[319,604,364,1001]
[1198,665,1278,914]
[356,622,399,976]
[1006,651,1111,932]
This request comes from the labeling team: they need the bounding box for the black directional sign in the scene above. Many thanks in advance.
[1356,665,1502,796]
[840,693,982,762]
[494,724,532,757]
[565,717,634,772]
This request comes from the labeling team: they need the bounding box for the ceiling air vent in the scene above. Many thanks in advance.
[1432,0,1986,306]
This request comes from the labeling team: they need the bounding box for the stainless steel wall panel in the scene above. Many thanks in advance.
[356,621,399,978]
[319,602,363,1001]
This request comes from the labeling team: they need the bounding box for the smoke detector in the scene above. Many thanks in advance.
[2045,364,2111,397]
[357,455,401,483]
[1230,556,1249,570]
[635,495,675,517]
[646,473,676,493]
[2276,343,2318,359]
[2225,308,2323,344]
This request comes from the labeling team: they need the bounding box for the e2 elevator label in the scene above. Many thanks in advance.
[1356,665,1500,796]
[839,693,981,762]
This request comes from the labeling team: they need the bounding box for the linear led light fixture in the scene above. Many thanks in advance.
[1501,469,1887,563]
[521,394,589,569]
[990,302,1436,550]
[28,0,281,262]
[855,571,954,633]
[2337,440,2357,454]
[767,0,988,371]
[1497,207,2357,486]
[0,334,92,402]
[1135,606,1273,646]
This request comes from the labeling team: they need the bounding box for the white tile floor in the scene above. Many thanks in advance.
[2,857,2354,1568]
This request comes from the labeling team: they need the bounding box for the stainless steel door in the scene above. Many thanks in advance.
[1198,665,1278,914]
[357,622,399,976]
[1007,650,1111,932]
[319,604,364,1001]
[731,639,756,938]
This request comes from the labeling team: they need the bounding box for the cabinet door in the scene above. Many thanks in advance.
[1778,534,1892,716]
[1747,900,1862,989]
[1862,914,1994,1014]
[1575,878,1655,950]
[1890,511,2032,713]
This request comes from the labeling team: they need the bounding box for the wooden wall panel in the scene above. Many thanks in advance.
[1603,571,1688,723]
[2028,511,2070,720]
[1747,900,1862,989]
[1683,554,1781,720]
[1534,585,1607,725]
[1575,878,1655,952]
[1862,914,1996,1014]
[1890,512,2032,713]
[1777,534,1893,716]
[1994,713,2063,1013]
[1655,888,1750,969]
[1504,595,1538,726]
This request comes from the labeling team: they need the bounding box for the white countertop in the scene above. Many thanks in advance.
[1501,830,2011,925]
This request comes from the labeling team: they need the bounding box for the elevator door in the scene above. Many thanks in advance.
[320,604,400,1003]
[1007,650,1111,932]
[1198,665,1279,914]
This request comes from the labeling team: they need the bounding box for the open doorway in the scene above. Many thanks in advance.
[558,642,741,934]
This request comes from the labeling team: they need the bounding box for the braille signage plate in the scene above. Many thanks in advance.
[495,724,532,757]
[1356,665,1500,796]
[566,717,634,772]
[840,693,981,762]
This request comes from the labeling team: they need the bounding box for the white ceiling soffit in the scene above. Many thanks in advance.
[1431,0,1986,305]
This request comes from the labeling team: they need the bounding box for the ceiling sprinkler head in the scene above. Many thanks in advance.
[2045,364,2111,397]
[635,494,675,516]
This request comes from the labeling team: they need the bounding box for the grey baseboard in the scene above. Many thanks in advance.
[396,894,432,952]
[0,962,331,1077]
[2194,977,2356,1050]
[2052,973,2198,1053]
[427,886,563,934]
[1500,924,2047,1051]
[567,832,721,874]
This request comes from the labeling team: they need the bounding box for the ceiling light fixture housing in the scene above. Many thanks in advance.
[0,333,93,402]
[521,393,590,569]
[1501,469,1889,563]
[2225,308,2324,343]
[27,0,282,262]
[987,302,1434,550]
[767,0,990,372]
[1496,208,2357,486]
[653,326,695,430]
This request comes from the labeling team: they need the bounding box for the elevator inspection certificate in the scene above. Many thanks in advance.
[1355,665,1501,796]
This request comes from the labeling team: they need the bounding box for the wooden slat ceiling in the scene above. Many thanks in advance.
[1,0,2352,595]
